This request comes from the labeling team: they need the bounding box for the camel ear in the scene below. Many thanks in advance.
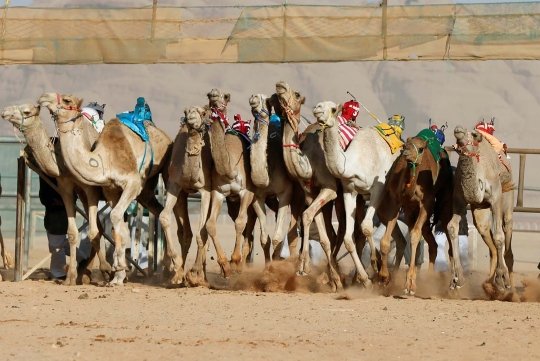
[183,107,189,115]
[335,103,343,116]
[224,93,231,103]
[196,106,205,115]
[406,137,412,143]
[300,96,306,105]
[472,130,484,142]
[77,98,84,108]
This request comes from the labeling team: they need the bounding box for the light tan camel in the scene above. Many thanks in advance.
[377,129,454,295]
[159,105,213,285]
[313,101,408,287]
[450,126,515,297]
[249,94,301,261]
[1,103,111,284]
[0,175,14,270]
[203,89,255,278]
[37,93,173,286]
[270,81,343,291]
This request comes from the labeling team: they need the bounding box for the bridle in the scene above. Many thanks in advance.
[278,89,301,132]
[405,141,424,188]
[50,93,83,129]
[17,106,41,132]
[453,132,480,162]
[316,103,334,131]
[251,94,270,141]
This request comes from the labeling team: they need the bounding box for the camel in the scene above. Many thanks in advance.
[269,81,345,291]
[249,94,301,261]
[450,126,515,296]
[1,103,111,284]
[200,88,256,278]
[0,175,14,270]
[159,105,213,285]
[376,128,454,295]
[37,93,172,286]
[313,101,409,287]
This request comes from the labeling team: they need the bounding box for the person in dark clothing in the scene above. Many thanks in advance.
[39,169,89,280]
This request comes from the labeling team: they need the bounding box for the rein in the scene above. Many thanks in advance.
[252,95,270,141]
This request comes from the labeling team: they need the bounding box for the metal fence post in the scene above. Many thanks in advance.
[14,156,25,281]
[517,153,526,207]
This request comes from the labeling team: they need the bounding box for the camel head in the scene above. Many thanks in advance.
[403,137,428,167]
[183,106,206,131]
[453,125,484,161]
[2,103,41,129]
[273,81,305,132]
[313,101,342,128]
[37,93,83,122]
[207,89,230,112]
[249,94,272,119]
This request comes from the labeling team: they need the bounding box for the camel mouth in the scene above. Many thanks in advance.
[249,98,259,108]
[275,82,289,94]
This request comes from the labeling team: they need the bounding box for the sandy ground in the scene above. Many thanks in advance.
[1,214,540,361]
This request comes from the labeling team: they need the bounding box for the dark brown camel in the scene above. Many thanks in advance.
[379,130,454,295]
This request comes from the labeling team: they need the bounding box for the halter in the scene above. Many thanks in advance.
[209,106,230,128]
[317,103,334,131]
[453,133,480,162]
[405,142,423,188]
[278,90,301,131]
[252,94,270,141]
[17,107,41,132]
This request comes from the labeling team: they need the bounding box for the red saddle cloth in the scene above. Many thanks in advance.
[338,115,359,150]
[232,114,251,135]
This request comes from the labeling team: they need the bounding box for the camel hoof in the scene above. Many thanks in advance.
[62,276,77,286]
[456,285,462,290]
[296,271,308,277]
[409,290,415,296]
[80,273,92,285]
[403,289,409,294]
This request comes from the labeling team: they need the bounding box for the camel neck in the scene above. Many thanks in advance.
[181,125,207,185]
[321,123,347,178]
[209,119,236,179]
[55,115,108,186]
[21,120,62,178]
[250,110,271,188]
[281,120,313,181]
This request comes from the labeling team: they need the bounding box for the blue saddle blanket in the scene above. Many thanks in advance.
[116,97,153,142]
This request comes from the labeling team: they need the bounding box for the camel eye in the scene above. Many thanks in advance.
[294,92,300,98]
[419,147,424,152]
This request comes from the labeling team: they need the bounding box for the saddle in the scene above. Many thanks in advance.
[374,123,404,154]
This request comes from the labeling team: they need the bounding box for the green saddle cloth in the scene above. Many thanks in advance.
[416,128,447,163]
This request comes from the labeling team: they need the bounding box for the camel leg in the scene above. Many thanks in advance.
[378,201,401,286]
[54,179,79,286]
[361,183,385,276]
[174,191,193,265]
[447,196,466,290]
[76,189,98,285]
[230,191,254,274]
[252,196,271,263]
[243,204,257,266]
[404,204,431,295]
[187,189,212,287]
[205,191,230,278]
[106,186,140,286]
[471,206,498,284]
[287,188,304,257]
[298,188,341,292]
[271,187,293,260]
[422,222,438,272]
[342,191,371,288]
[490,198,509,292]
[158,182,186,285]
[502,190,515,292]
[0,216,13,269]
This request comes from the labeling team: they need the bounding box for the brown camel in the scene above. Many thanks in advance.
[0,174,14,270]
[1,103,111,284]
[159,105,213,285]
[198,88,256,279]
[270,81,343,291]
[378,128,454,295]
[249,94,301,261]
[37,93,172,286]
[450,126,515,297]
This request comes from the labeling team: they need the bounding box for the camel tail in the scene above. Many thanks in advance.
[502,181,515,193]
